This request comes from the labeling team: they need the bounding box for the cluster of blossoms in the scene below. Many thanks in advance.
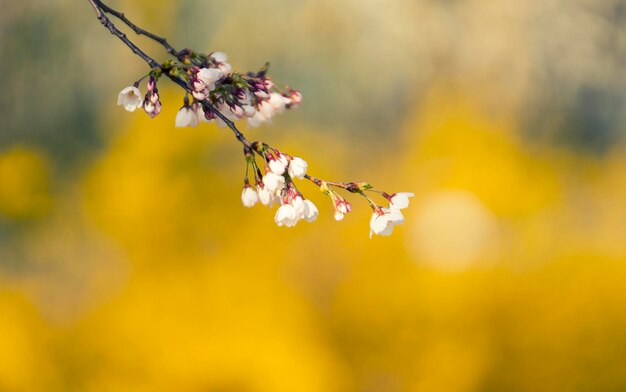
[117,51,302,131]
[112,28,411,237]
[237,144,414,237]
[369,192,414,238]
[240,148,318,227]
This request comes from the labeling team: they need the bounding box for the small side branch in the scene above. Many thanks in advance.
[94,0,179,56]
[87,0,160,69]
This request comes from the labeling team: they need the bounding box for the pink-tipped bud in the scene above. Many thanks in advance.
[288,90,303,108]
[230,105,244,118]
[264,79,275,90]
[147,76,157,91]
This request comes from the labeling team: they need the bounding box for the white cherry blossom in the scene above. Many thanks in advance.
[197,67,223,88]
[175,106,199,128]
[247,110,269,128]
[210,52,232,74]
[389,192,415,210]
[257,184,273,206]
[117,86,143,112]
[242,104,257,118]
[210,51,228,63]
[288,157,307,179]
[303,200,319,222]
[275,204,298,227]
[263,172,285,193]
[258,100,275,119]
[292,196,306,217]
[268,154,288,175]
[241,186,259,207]
[369,208,405,238]
[268,92,290,114]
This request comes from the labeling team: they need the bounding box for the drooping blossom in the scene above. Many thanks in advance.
[257,184,274,206]
[288,157,307,179]
[268,153,289,175]
[389,192,415,210]
[275,204,298,227]
[175,105,200,128]
[302,199,319,222]
[262,172,285,193]
[241,185,259,207]
[369,208,405,238]
[117,86,143,112]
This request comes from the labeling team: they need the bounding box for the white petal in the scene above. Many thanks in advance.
[384,208,405,224]
[370,213,389,234]
[292,197,306,218]
[210,51,228,63]
[219,62,232,75]
[269,159,286,175]
[175,107,199,128]
[288,157,307,179]
[378,223,395,236]
[263,172,285,192]
[268,93,289,113]
[242,105,257,118]
[197,68,223,85]
[247,111,268,128]
[258,101,274,118]
[390,192,415,210]
[241,187,258,207]
[303,200,318,222]
[257,185,272,206]
[275,204,297,227]
[117,86,143,112]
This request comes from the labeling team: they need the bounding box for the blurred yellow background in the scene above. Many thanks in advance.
[2,0,626,391]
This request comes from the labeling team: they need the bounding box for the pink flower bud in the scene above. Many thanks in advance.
[230,105,244,118]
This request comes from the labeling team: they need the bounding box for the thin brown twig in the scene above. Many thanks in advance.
[94,0,179,56]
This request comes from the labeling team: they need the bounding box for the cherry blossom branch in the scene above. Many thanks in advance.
[88,1,254,149]
[88,0,414,237]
